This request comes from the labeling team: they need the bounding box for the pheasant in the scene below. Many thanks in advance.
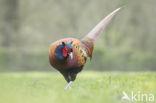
[49,8,121,89]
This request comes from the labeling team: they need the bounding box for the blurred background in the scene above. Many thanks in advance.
[0,0,156,72]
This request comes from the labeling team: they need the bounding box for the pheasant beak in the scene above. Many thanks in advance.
[69,52,73,59]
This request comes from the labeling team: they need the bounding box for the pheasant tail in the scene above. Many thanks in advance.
[81,7,121,59]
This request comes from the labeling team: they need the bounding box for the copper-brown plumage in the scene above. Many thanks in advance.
[49,8,121,87]
[49,38,89,69]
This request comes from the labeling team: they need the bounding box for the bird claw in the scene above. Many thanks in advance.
[64,81,72,90]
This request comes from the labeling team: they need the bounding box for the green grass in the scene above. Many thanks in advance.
[0,71,155,103]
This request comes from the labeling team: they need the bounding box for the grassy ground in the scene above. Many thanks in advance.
[0,71,155,103]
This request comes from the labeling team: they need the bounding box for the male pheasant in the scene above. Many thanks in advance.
[49,8,121,89]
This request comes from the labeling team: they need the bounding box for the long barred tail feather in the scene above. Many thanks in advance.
[83,7,121,42]
[81,7,121,59]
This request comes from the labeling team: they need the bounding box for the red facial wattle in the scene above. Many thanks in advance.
[62,46,71,57]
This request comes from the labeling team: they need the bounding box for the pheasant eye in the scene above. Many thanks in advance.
[64,46,68,50]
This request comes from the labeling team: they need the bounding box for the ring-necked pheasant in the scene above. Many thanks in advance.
[49,8,121,89]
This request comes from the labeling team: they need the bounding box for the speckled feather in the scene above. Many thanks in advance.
[49,38,93,70]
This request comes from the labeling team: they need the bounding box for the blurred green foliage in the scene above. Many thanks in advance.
[0,0,156,71]
[0,72,155,103]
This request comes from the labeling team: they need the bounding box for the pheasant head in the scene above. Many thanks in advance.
[55,41,73,60]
